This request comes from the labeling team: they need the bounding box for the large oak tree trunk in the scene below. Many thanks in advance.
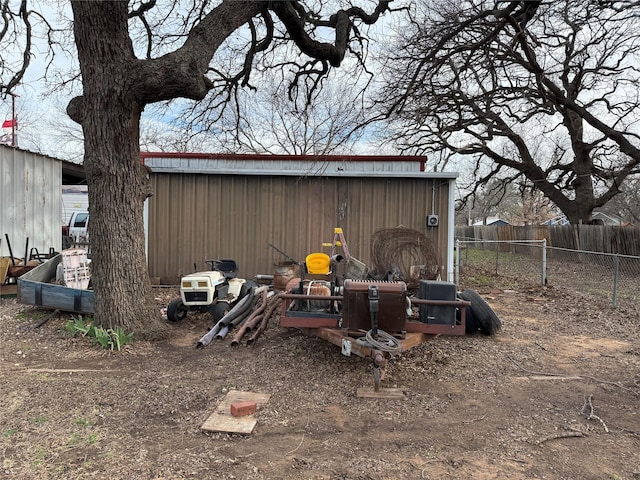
[66,0,379,337]
[70,1,166,338]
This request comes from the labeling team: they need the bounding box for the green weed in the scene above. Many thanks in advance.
[63,315,92,336]
[63,316,133,351]
[74,417,92,427]
[3,428,18,437]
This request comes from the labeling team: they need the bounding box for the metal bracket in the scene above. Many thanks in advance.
[341,338,352,356]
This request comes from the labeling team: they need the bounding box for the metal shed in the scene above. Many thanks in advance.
[0,145,63,260]
[142,153,458,285]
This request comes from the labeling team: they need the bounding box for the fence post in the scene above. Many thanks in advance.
[541,239,547,286]
[455,239,460,286]
[612,254,619,308]
[495,242,499,275]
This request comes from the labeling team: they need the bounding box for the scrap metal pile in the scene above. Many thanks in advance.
[196,286,282,348]
[167,227,501,394]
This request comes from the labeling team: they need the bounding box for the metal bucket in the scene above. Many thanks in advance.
[273,261,301,291]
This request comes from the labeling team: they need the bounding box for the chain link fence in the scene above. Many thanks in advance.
[455,238,640,307]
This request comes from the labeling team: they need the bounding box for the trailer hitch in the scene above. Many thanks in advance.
[368,285,385,391]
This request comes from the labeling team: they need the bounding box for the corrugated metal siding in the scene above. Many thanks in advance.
[148,173,453,283]
[143,156,423,174]
[0,146,62,258]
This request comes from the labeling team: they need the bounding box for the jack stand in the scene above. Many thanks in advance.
[356,354,404,399]
[356,285,405,399]
[372,350,385,392]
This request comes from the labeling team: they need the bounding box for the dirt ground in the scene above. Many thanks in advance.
[1,275,640,480]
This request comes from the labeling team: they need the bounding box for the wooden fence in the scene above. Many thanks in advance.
[455,225,640,256]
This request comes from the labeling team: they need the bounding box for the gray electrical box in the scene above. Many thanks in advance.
[418,280,456,325]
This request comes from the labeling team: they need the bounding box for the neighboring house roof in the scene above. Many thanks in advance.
[472,217,509,226]
[543,215,569,226]
[592,211,627,226]
[543,212,628,226]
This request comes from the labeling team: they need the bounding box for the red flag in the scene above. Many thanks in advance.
[2,119,16,128]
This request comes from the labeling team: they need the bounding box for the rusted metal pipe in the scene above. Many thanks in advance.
[228,286,269,328]
[246,296,283,346]
[230,289,269,346]
[410,298,471,307]
[233,289,273,330]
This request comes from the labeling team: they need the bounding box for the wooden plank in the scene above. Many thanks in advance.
[400,332,432,350]
[405,321,465,336]
[313,329,432,357]
[0,257,10,284]
[280,313,341,328]
[356,387,406,399]
[201,390,271,435]
[314,327,369,357]
[0,284,18,297]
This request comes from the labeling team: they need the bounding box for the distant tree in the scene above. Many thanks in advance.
[456,176,555,226]
[596,175,640,224]
[379,0,640,225]
[508,187,556,226]
[1,0,392,337]
[200,72,367,156]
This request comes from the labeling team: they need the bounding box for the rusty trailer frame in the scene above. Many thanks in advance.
[279,292,471,358]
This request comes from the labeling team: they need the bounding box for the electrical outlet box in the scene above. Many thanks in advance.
[427,214,439,227]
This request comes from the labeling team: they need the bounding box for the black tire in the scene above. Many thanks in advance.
[459,289,501,335]
[210,302,230,322]
[167,299,188,322]
[461,304,480,334]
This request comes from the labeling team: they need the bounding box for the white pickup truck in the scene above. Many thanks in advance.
[62,211,89,245]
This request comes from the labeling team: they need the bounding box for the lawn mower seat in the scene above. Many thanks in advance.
[209,259,239,279]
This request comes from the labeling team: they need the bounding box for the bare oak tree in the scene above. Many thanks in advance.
[2,0,391,336]
[597,177,640,224]
[379,0,640,225]
[201,74,368,156]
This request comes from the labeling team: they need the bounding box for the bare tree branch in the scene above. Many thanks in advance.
[378,0,640,224]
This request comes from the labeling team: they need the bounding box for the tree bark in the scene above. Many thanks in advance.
[70,1,165,337]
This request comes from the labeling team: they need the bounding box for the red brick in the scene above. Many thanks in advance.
[230,400,257,417]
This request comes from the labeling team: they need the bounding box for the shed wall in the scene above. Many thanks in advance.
[147,173,452,283]
[0,146,62,259]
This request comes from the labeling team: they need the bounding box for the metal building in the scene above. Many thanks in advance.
[0,145,63,260]
[142,153,458,284]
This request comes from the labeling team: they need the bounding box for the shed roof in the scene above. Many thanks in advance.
[140,152,458,179]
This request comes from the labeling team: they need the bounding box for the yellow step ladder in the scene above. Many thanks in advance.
[322,227,351,263]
